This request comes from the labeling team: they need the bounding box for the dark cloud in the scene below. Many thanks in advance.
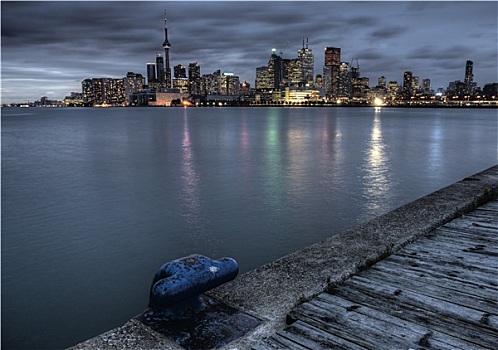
[1,1,497,103]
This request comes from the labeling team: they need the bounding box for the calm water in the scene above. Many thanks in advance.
[2,107,497,349]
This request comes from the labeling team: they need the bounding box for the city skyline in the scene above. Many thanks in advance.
[1,1,497,104]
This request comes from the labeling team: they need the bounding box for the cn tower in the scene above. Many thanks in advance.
[163,10,172,89]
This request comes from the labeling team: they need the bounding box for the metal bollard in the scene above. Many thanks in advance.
[148,254,239,309]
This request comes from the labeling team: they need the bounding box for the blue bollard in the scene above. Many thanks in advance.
[148,254,239,309]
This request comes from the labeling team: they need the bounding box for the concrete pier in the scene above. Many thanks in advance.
[69,165,498,350]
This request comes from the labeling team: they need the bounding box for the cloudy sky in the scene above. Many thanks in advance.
[1,1,497,103]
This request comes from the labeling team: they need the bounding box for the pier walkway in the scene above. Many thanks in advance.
[256,199,498,349]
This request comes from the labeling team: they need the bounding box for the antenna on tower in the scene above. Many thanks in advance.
[306,37,309,49]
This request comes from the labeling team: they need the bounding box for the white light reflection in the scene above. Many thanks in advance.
[362,112,393,216]
[180,110,204,236]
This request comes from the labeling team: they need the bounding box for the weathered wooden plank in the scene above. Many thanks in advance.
[281,321,368,350]
[410,236,498,258]
[292,296,477,350]
[313,293,491,350]
[435,225,498,242]
[372,259,498,301]
[289,302,413,350]
[260,331,313,350]
[444,219,498,235]
[357,266,498,314]
[327,285,498,348]
[428,229,498,250]
[396,244,498,270]
[345,275,498,332]
[385,254,498,288]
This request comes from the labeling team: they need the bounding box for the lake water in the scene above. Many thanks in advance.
[2,106,497,349]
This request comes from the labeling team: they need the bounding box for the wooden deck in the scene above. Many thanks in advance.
[255,199,498,349]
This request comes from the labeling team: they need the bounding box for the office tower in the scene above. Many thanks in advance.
[222,73,240,95]
[256,66,270,90]
[163,11,172,89]
[124,72,145,104]
[81,78,125,106]
[147,63,156,85]
[422,79,431,94]
[323,47,341,98]
[378,76,386,89]
[298,38,314,86]
[411,76,420,93]
[315,74,323,89]
[338,62,351,98]
[403,71,412,99]
[173,64,188,93]
[156,53,165,85]
[387,81,399,101]
[188,62,201,95]
[268,49,283,90]
[174,64,187,79]
[284,58,302,86]
[464,60,473,94]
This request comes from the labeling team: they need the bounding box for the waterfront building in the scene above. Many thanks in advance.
[338,62,352,99]
[221,73,240,96]
[201,70,222,95]
[284,58,302,86]
[422,79,431,94]
[298,38,314,87]
[403,71,412,99]
[411,76,420,95]
[163,12,172,89]
[464,60,474,94]
[315,74,323,89]
[124,72,145,104]
[255,66,271,90]
[156,53,165,87]
[378,76,387,89]
[387,81,400,102]
[81,77,126,106]
[268,49,283,90]
[188,62,201,95]
[323,47,341,99]
[147,63,156,85]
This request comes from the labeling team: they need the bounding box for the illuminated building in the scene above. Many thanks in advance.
[147,63,156,85]
[403,71,412,99]
[124,72,145,104]
[464,60,474,95]
[338,62,352,98]
[268,49,283,90]
[173,64,188,93]
[81,78,125,106]
[298,38,314,87]
[256,66,270,90]
[378,76,386,89]
[323,47,341,98]
[163,11,172,89]
[315,74,323,89]
[188,62,201,95]
[156,53,165,86]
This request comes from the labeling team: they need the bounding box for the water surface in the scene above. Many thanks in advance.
[2,106,497,349]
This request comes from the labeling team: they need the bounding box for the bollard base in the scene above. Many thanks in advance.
[137,294,261,350]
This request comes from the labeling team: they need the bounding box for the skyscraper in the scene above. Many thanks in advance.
[323,47,341,98]
[147,63,156,85]
[464,60,474,94]
[298,38,314,87]
[403,71,412,99]
[163,11,172,89]
[188,62,201,95]
[156,53,165,85]
[268,49,283,90]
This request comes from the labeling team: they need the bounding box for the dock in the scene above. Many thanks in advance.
[256,199,498,349]
[70,165,498,350]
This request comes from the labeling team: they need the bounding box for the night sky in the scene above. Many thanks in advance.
[1,1,497,103]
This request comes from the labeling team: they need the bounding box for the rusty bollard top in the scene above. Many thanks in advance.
[148,254,239,309]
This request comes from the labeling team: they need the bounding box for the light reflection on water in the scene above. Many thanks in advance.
[1,107,497,350]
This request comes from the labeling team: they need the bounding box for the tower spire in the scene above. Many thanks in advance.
[162,10,172,89]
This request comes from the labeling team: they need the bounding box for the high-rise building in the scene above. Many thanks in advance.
[298,38,314,87]
[378,76,387,89]
[147,63,156,85]
[173,64,188,93]
[464,60,474,94]
[338,62,351,98]
[403,71,412,99]
[422,79,431,94]
[222,73,240,95]
[268,49,283,90]
[81,78,125,106]
[124,72,145,104]
[163,11,172,89]
[284,58,302,86]
[156,53,165,85]
[323,47,341,98]
[188,62,201,95]
[256,66,270,90]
